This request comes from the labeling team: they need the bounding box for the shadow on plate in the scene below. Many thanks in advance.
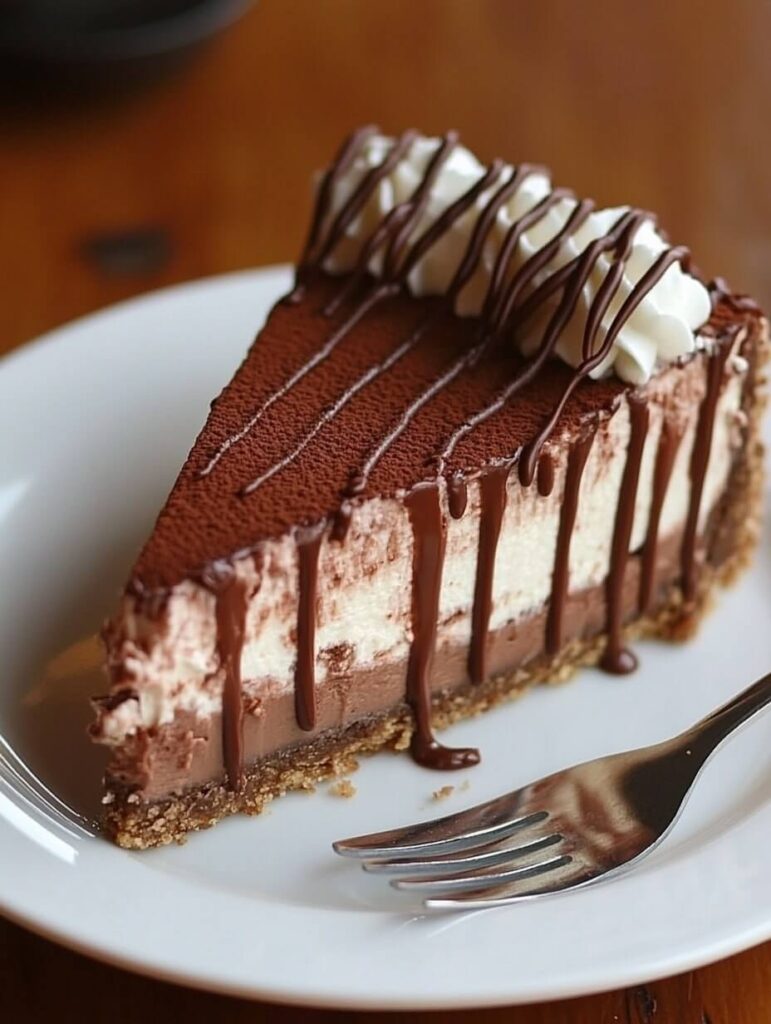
[0,534,140,826]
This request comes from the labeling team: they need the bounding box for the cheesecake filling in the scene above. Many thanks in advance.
[102,533,697,803]
[96,332,750,762]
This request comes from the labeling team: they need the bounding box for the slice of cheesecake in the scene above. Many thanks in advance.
[92,129,768,849]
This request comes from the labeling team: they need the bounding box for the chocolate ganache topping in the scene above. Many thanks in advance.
[131,128,750,784]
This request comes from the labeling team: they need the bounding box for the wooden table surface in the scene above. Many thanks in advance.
[1,2,769,1020]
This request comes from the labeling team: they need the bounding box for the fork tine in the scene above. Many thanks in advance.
[363,832,563,876]
[391,853,574,895]
[333,808,548,861]
[423,861,600,909]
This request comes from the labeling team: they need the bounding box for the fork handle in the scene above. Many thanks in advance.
[687,670,771,753]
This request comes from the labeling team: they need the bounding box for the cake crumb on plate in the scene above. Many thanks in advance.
[329,779,357,798]
[432,785,455,801]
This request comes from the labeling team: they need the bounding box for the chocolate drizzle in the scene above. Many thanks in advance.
[406,484,480,769]
[518,242,688,487]
[340,161,540,498]
[469,467,508,684]
[200,287,387,480]
[239,310,434,497]
[311,130,419,270]
[639,418,683,613]
[203,566,249,791]
[601,398,649,674]
[546,434,595,654]
[447,474,468,519]
[537,452,555,497]
[295,526,324,731]
[298,125,379,270]
[166,128,742,782]
[681,343,730,603]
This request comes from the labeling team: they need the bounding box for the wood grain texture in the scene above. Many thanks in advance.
[1,1,769,1020]
[1,916,770,1023]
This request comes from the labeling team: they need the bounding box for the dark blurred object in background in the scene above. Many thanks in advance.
[0,0,252,80]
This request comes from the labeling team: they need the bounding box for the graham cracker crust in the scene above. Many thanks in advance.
[103,327,769,851]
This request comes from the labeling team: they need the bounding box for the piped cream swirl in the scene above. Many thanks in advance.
[319,133,712,386]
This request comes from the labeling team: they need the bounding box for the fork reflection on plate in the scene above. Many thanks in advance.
[334,671,771,909]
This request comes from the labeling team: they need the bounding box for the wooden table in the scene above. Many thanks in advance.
[1,2,769,1019]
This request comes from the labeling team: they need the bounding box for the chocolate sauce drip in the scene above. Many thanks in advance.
[517,213,657,484]
[447,474,468,519]
[220,133,692,508]
[469,467,508,684]
[202,565,249,791]
[331,501,353,542]
[600,398,649,674]
[441,211,673,490]
[406,484,480,769]
[639,418,683,613]
[232,140,683,512]
[546,433,594,654]
[298,125,378,270]
[537,452,555,497]
[681,343,730,603]
[444,164,538,298]
[295,527,324,731]
[519,245,688,486]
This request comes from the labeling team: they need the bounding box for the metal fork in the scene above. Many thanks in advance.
[333,671,771,909]
[0,734,99,841]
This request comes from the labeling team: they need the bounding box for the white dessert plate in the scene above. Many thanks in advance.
[0,266,769,1009]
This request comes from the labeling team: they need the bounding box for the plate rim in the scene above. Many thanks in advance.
[1,896,767,1011]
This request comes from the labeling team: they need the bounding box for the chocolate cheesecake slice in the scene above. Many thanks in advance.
[92,129,768,849]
